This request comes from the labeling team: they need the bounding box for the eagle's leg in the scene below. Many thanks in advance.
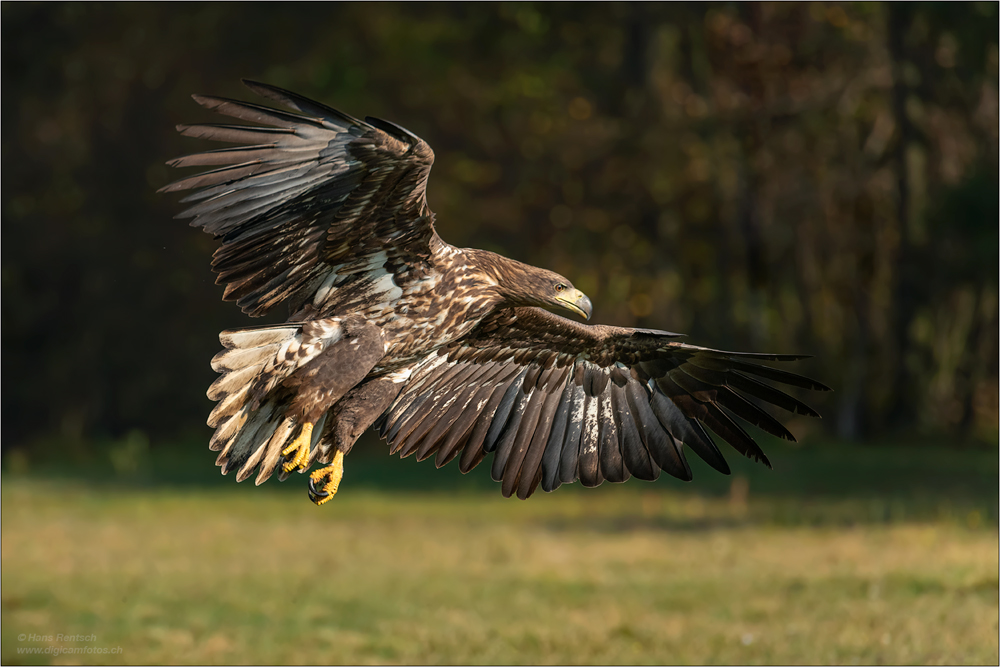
[303,376,404,506]
[307,451,344,505]
[281,422,314,473]
[277,317,388,477]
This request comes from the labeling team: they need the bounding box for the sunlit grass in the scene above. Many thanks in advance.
[3,439,998,665]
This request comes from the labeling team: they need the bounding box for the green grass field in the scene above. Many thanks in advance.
[2,438,997,665]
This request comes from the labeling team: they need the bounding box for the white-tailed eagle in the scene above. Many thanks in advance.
[161,81,828,504]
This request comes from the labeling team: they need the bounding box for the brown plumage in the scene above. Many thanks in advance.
[161,80,829,502]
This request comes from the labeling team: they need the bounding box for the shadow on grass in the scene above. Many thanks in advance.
[4,429,998,529]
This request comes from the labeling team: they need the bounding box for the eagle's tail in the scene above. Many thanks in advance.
[206,323,334,485]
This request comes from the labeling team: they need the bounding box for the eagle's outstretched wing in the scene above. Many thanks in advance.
[159,80,439,317]
[379,307,830,499]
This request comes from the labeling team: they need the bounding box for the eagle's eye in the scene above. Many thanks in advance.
[554,283,567,293]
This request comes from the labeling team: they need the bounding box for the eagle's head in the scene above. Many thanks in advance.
[539,272,593,321]
[471,250,593,321]
[509,266,594,321]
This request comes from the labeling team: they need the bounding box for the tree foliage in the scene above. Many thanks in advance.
[2,2,996,449]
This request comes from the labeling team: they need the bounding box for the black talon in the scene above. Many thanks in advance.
[308,477,329,505]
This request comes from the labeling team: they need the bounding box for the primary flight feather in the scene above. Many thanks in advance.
[161,80,829,504]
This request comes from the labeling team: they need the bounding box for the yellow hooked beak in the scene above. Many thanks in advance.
[556,288,593,321]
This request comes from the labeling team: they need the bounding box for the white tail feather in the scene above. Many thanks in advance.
[211,344,284,372]
[226,401,280,465]
[207,362,265,401]
[208,317,346,485]
[239,416,295,482]
[219,326,300,350]
[210,407,248,451]
[208,387,253,428]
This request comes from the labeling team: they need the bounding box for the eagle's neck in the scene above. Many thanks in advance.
[461,248,545,307]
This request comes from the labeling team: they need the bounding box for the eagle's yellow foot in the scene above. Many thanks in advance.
[281,422,314,473]
[307,451,345,506]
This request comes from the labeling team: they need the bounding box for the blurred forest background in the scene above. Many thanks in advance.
[3,2,998,456]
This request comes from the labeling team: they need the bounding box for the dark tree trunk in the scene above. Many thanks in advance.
[885,2,919,430]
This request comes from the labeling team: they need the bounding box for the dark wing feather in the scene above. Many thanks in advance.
[160,80,439,317]
[558,381,587,485]
[382,307,829,498]
[514,369,570,499]
[540,378,575,492]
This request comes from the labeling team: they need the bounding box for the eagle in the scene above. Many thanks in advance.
[160,80,828,505]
